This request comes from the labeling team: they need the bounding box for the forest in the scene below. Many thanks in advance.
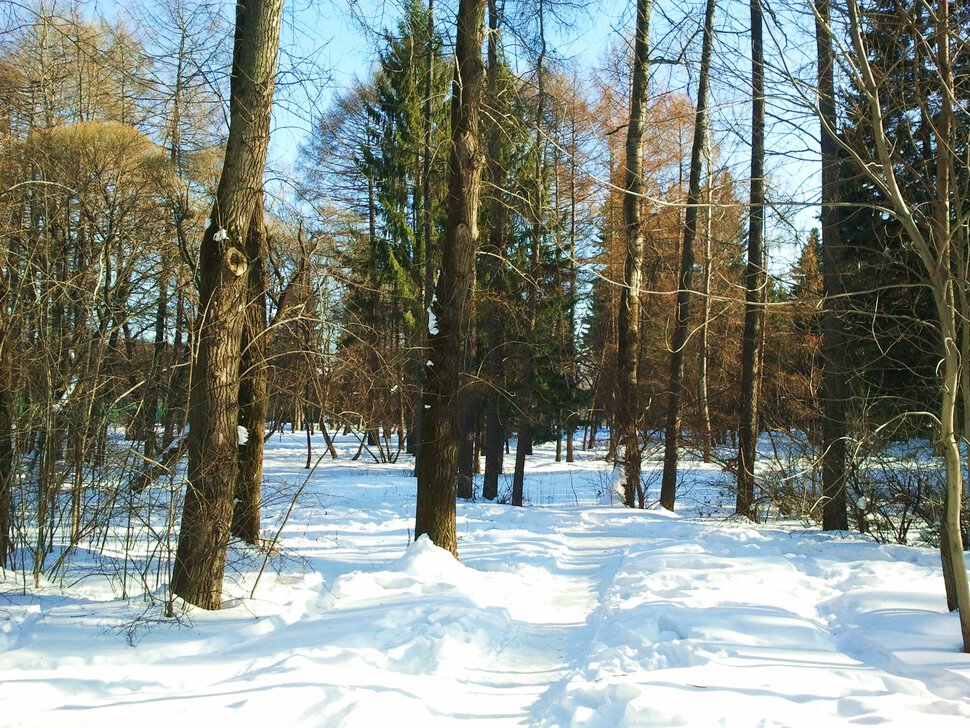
[1,0,970,709]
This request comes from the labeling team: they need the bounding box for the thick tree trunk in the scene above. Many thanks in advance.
[816,0,848,531]
[617,0,653,508]
[172,0,283,609]
[458,232,478,499]
[232,198,269,545]
[660,0,716,511]
[736,0,766,520]
[415,0,487,556]
[936,304,970,651]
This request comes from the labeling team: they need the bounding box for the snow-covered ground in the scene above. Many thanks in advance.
[1,431,969,726]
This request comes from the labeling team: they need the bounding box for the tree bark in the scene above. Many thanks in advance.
[815,0,848,531]
[172,0,283,609]
[698,139,714,464]
[415,0,487,555]
[511,1,547,509]
[565,103,578,465]
[660,0,716,511]
[232,196,269,544]
[617,0,653,508]
[457,367,477,499]
[409,0,437,458]
[479,0,505,502]
[929,0,969,649]
[736,0,766,520]
[0,333,12,566]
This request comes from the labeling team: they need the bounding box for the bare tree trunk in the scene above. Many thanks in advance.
[415,0,487,556]
[480,0,506,502]
[736,0,766,521]
[410,0,437,458]
[163,289,187,447]
[137,257,169,461]
[929,0,969,648]
[698,140,714,464]
[482,399,503,500]
[232,197,269,545]
[660,0,716,511]
[172,0,283,610]
[457,377,477,498]
[0,334,12,566]
[512,1,547,509]
[566,103,578,465]
[617,0,653,508]
[815,0,848,532]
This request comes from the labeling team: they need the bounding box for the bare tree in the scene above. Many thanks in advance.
[480,0,507,502]
[172,0,284,610]
[736,0,767,520]
[807,0,970,650]
[813,0,848,531]
[511,0,548,508]
[660,0,717,511]
[617,0,653,508]
[231,195,269,544]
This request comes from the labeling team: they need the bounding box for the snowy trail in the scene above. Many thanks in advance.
[528,525,631,725]
[534,512,970,727]
[2,435,969,726]
[302,507,642,726]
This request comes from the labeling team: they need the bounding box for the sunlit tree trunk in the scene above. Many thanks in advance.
[480,0,506,501]
[736,0,766,520]
[172,0,284,609]
[698,139,715,464]
[815,0,848,531]
[415,0,487,555]
[660,0,716,510]
[232,196,269,544]
[617,0,653,508]
[512,1,547,508]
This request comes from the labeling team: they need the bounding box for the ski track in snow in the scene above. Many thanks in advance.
[1,432,969,726]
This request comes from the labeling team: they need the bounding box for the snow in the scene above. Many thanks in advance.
[1,432,969,727]
[428,295,439,335]
[238,425,249,445]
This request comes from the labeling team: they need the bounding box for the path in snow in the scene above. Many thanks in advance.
[1,435,969,727]
[303,501,970,727]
